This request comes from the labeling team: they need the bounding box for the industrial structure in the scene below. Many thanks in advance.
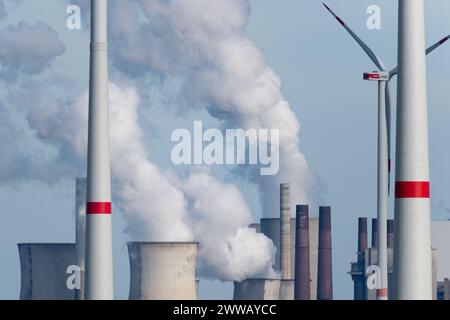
[294,205,311,300]
[234,184,333,300]
[348,217,450,300]
[128,242,198,300]
[84,0,114,300]
[18,243,77,300]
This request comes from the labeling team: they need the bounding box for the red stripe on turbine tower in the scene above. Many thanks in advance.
[376,288,388,297]
[86,202,112,214]
[395,181,430,198]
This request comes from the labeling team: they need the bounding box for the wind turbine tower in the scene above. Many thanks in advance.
[394,0,432,300]
[84,0,114,300]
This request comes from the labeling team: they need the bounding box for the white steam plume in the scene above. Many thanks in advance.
[109,0,321,217]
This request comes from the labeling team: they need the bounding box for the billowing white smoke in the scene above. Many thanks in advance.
[109,0,321,217]
[21,79,275,281]
[180,170,276,280]
[107,83,275,281]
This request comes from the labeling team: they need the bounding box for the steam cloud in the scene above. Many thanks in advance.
[0,0,322,281]
[108,0,321,217]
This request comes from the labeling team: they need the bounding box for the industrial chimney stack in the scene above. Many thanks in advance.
[394,0,432,300]
[84,0,114,300]
[387,219,394,250]
[317,206,333,300]
[280,184,292,280]
[371,218,378,249]
[294,205,310,300]
[358,217,368,253]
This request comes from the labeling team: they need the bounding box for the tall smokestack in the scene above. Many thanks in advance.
[280,183,292,279]
[371,218,378,249]
[84,0,114,300]
[358,217,368,252]
[317,206,333,300]
[75,178,87,300]
[387,219,394,249]
[295,205,310,300]
[394,0,432,300]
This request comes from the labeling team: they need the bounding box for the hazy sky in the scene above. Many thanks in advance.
[0,0,449,300]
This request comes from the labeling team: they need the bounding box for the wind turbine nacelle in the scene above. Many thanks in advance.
[363,71,389,81]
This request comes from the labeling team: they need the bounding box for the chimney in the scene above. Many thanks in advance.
[371,218,378,249]
[317,206,333,300]
[280,183,292,279]
[387,219,394,249]
[358,217,368,252]
[294,205,310,300]
[85,0,114,300]
[128,242,198,300]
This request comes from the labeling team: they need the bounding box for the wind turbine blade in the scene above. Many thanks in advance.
[426,35,450,55]
[323,3,387,71]
[390,35,450,77]
[385,81,392,196]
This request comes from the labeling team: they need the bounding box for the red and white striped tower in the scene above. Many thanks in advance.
[393,0,432,300]
[84,0,114,300]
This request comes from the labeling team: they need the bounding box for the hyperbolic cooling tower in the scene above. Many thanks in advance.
[128,242,198,300]
[18,243,77,300]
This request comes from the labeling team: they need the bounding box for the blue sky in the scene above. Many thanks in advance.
[0,0,450,300]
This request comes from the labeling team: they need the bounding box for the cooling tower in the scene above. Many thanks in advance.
[18,243,77,300]
[294,205,310,300]
[317,206,333,300]
[128,242,198,300]
[85,0,114,299]
[394,0,432,300]
[75,177,87,300]
[280,183,292,279]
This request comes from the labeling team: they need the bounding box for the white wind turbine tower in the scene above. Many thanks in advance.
[323,2,449,300]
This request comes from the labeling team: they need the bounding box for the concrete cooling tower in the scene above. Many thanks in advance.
[128,242,198,300]
[18,243,77,300]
